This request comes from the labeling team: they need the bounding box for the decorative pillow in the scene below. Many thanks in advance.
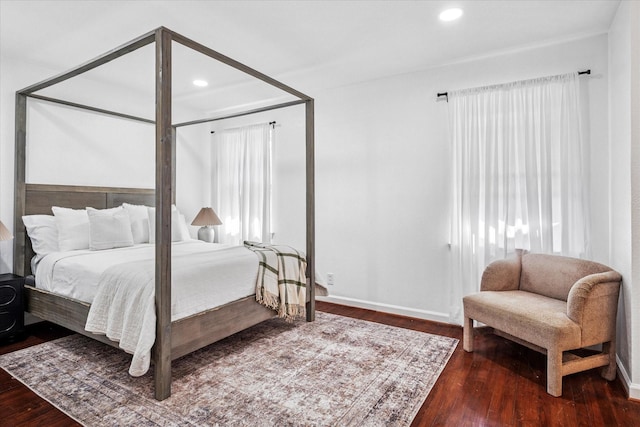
[147,206,184,243]
[122,203,151,244]
[87,206,134,251]
[22,215,59,259]
[52,206,90,251]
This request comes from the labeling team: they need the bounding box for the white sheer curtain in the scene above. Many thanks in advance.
[211,123,273,245]
[448,72,589,324]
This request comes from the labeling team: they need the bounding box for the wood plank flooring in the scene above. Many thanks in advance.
[1,301,639,426]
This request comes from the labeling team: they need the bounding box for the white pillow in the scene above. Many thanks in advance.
[178,213,192,241]
[87,206,134,251]
[147,206,185,242]
[52,206,90,251]
[22,215,59,259]
[122,203,150,244]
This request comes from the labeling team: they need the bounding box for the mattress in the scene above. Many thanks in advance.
[35,240,257,310]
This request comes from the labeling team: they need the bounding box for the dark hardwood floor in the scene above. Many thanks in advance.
[1,301,639,426]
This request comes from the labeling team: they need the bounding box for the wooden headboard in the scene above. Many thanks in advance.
[16,183,155,276]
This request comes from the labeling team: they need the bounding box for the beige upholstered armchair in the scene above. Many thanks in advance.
[463,250,622,397]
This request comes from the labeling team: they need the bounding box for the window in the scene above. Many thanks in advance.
[211,123,273,245]
[448,73,589,324]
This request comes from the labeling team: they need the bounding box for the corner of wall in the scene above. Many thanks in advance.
[608,0,640,397]
[629,0,640,394]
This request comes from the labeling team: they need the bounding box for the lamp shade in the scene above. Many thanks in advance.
[0,220,13,241]
[191,207,222,226]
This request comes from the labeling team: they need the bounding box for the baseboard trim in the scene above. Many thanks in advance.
[616,354,640,400]
[316,295,450,324]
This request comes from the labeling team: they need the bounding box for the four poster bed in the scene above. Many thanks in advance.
[13,27,315,400]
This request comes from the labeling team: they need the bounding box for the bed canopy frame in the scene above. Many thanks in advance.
[13,27,315,400]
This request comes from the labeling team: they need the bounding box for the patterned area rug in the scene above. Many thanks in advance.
[0,312,457,426]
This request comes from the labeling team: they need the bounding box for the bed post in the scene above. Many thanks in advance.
[171,126,177,204]
[306,99,315,322]
[154,27,173,401]
[13,93,27,276]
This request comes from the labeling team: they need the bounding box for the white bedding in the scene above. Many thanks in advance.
[35,241,255,305]
[35,240,259,376]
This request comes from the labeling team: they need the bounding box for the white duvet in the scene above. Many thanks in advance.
[35,241,258,376]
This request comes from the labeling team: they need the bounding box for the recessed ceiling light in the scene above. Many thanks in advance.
[439,8,463,22]
[193,79,208,87]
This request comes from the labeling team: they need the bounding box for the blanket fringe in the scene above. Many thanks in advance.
[256,291,281,313]
[257,291,305,322]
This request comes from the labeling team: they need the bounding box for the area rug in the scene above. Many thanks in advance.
[0,312,457,426]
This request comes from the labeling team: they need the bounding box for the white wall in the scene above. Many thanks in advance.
[175,122,213,237]
[315,71,453,319]
[0,55,66,273]
[313,35,610,322]
[26,100,155,188]
[632,0,640,398]
[608,0,640,400]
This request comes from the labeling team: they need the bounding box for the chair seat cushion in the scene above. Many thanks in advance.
[463,290,581,351]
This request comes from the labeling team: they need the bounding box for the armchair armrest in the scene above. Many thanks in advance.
[567,270,622,346]
[480,250,524,292]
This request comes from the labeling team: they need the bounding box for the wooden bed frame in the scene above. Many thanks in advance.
[13,27,315,401]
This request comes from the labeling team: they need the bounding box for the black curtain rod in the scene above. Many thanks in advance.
[210,121,277,134]
[437,69,591,101]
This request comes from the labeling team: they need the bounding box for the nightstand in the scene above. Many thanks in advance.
[0,273,25,343]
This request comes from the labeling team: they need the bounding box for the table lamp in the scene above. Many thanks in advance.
[191,207,222,243]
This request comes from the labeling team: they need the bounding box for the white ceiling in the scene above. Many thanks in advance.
[0,0,620,119]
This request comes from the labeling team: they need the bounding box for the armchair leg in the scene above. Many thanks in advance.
[601,341,617,381]
[547,348,563,397]
[463,316,474,352]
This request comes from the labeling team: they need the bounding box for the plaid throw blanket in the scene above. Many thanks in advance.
[244,241,307,321]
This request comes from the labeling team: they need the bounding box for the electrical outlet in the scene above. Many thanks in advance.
[327,273,334,286]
